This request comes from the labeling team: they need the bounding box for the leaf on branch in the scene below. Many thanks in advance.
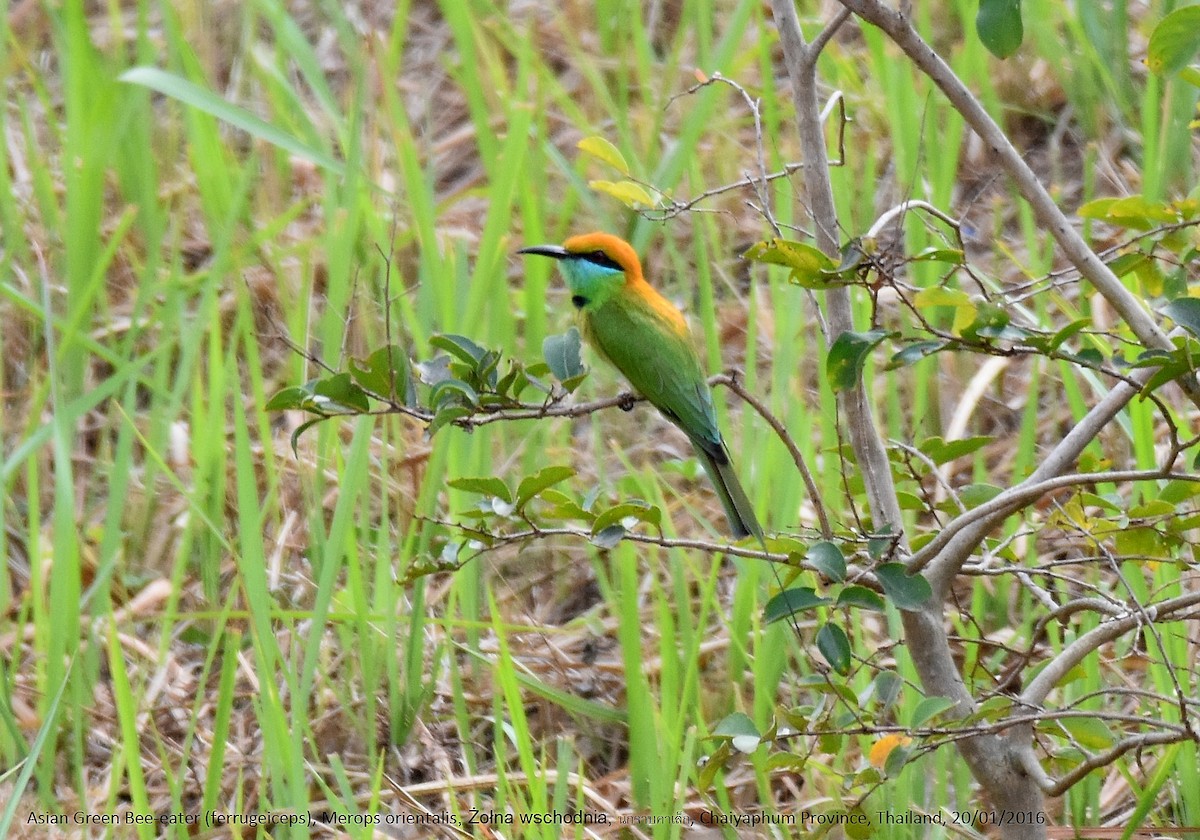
[349,345,411,402]
[1147,6,1200,76]
[742,238,843,289]
[826,330,889,392]
[1162,297,1200,339]
[448,476,513,504]
[908,695,956,728]
[976,0,1024,59]
[515,465,576,509]
[874,564,932,611]
[836,585,886,612]
[807,541,847,582]
[577,135,631,175]
[543,328,586,382]
[588,179,659,209]
[816,622,851,674]
[591,500,660,532]
[764,588,832,625]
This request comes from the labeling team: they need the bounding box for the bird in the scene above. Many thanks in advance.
[517,232,763,541]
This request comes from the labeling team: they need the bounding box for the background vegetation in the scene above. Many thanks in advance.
[1,0,1197,837]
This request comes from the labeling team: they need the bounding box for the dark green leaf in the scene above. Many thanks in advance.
[836,585,886,611]
[289,417,324,457]
[592,500,660,532]
[764,588,832,625]
[886,339,948,369]
[807,541,846,582]
[591,524,626,548]
[872,670,903,710]
[312,373,370,413]
[1163,297,1200,339]
[909,695,957,728]
[713,711,760,739]
[515,466,576,508]
[976,0,1023,58]
[266,386,309,411]
[448,476,513,504]
[816,622,851,674]
[430,333,488,366]
[426,405,472,438]
[883,742,913,777]
[827,330,888,392]
[875,564,932,611]
[349,345,409,400]
[542,327,586,381]
[429,378,479,408]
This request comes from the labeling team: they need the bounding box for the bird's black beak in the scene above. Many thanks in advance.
[516,245,571,260]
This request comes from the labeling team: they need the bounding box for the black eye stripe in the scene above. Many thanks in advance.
[579,250,623,271]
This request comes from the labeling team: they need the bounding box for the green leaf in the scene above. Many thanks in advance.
[713,711,760,739]
[875,563,932,611]
[1045,317,1091,352]
[289,417,324,457]
[910,246,965,264]
[1162,297,1200,339]
[836,585,886,611]
[958,483,1004,508]
[1180,66,1200,88]
[542,327,586,381]
[1078,195,1179,229]
[349,345,409,400]
[908,695,957,728]
[119,67,345,175]
[872,671,903,710]
[807,541,846,582]
[826,330,888,392]
[516,466,576,508]
[1147,6,1200,76]
[588,179,658,208]
[577,135,630,175]
[429,378,479,408]
[1056,716,1116,750]
[430,333,487,366]
[448,476,513,504]
[882,742,914,778]
[764,588,832,625]
[426,405,472,438]
[266,386,309,411]
[886,339,947,368]
[816,622,851,674]
[917,435,992,465]
[976,0,1024,58]
[914,286,976,333]
[591,524,626,548]
[312,373,370,413]
[742,238,841,288]
[592,501,661,532]
[913,286,972,308]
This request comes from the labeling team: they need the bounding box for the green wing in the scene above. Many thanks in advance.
[585,294,721,451]
[585,293,763,540]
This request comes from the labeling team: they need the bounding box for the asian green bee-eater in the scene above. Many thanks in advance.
[518,232,762,541]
